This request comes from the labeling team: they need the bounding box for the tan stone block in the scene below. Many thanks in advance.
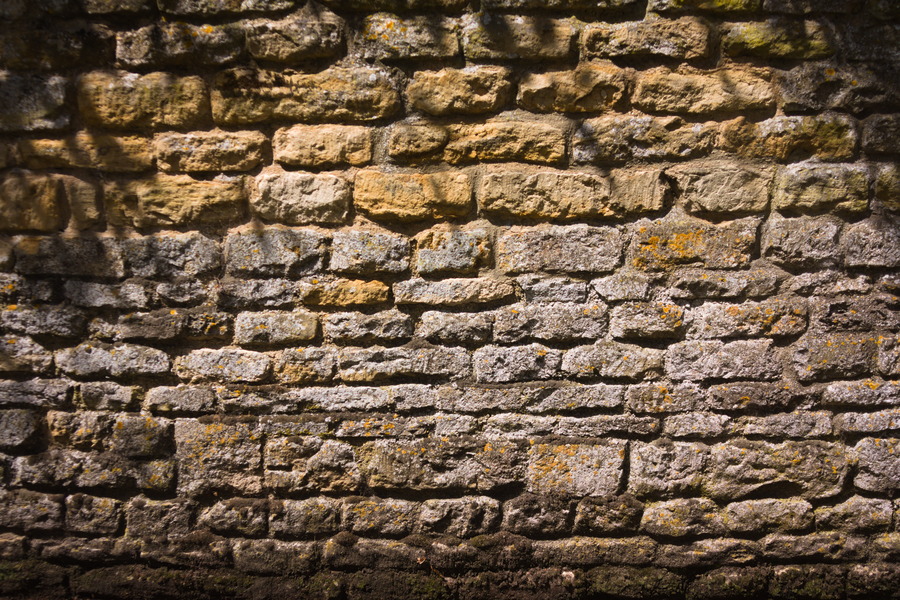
[461,14,576,60]
[387,124,449,159]
[669,161,773,216]
[610,169,669,215]
[407,67,512,116]
[583,17,712,59]
[244,8,343,62]
[478,167,613,220]
[354,170,471,222]
[0,170,63,232]
[58,175,102,230]
[719,115,857,162]
[252,167,350,225]
[518,64,626,113]
[19,133,153,173]
[361,14,459,60]
[211,67,400,125]
[273,125,372,168]
[104,174,245,228]
[633,67,775,115]
[772,163,869,214]
[574,115,718,163]
[297,277,390,307]
[723,20,833,59]
[876,164,900,213]
[649,0,761,12]
[444,120,567,165]
[154,131,268,172]
[78,71,210,130]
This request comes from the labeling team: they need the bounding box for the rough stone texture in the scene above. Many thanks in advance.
[0,0,896,594]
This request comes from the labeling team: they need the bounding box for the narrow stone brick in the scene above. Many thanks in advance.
[719,114,858,162]
[252,168,349,226]
[273,125,371,168]
[666,339,781,381]
[444,120,567,165]
[626,382,704,413]
[822,379,900,408]
[244,9,343,62]
[0,170,64,232]
[414,227,490,276]
[815,496,893,532]
[198,498,268,537]
[520,275,590,303]
[83,0,151,12]
[158,0,293,14]
[527,441,626,497]
[104,175,245,228]
[407,67,512,116]
[493,302,607,343]
[0,72,69,131]
[418,311,493,345]
[234,311,317,345]
[354,170,471,222]
[631,215,760,271]
[55,342,170,378]
[66,494,121,535]
[1,304,87,338]
[0,490,63,532]
[772,162,869,214]
[361,14,459,60]
[329,230,410,275]
[154,131,266,173]
[633,67,775,115]
[338,345,470,382]
[419,497,499,538]
[779,63,895,115]
[518,64,626,113]
[792,333,876,382]
[224,228,326,279]
[761,214,843,268]
[274,348,335,384]
[211,67,399,125]
[473,344,562,383]
[497,225,622,274]
[387,123,449,159]
[723,19,833,59]
[641,498,726,537]
[144,385,216,415]
[461,14,576,60]
[669,161,772,216]
[725,499,814,533]
[649,0,761,12]
[19,133,153,172]
[478,167,613,220]
[78,71,209,130]
[116,22,242,67]
[583,17,712,60]
[610,302,686,340]
[393,278,516,305]
[297,277,389,307]
[11,448,173,492]
[175,348,271,383]
[688,298,808,339]
[14,236,124,278]
[324,310,413,345]
[563,341,665,381]
[121,232,221,279]
[574,115,718,163]
[64,281,148,309]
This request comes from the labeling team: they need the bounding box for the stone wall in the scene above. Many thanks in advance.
[0,0,898,598]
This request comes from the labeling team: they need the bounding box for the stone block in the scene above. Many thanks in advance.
[461,14,576,60]
[669,161,772,216]
[493,302,607,343]
[720,114,858,162]
[0,72,68,131]
[297,277,389,307]
[174,419,262,496]
[583,17,712,59]
[338,345,470,382]
[418,311,493,345]
[723,19,833,59]
[234,311,317,346]
[20,133,153,172]
[407,67,511,116]
[0,170,64,232]
[666,339,781,381]
[224,228,326,278]
[527,441,626,497]
[0,409,43,452]
[252,168,350,226]
[56,342,170,378]
[631,215,760,271]
[354,170,471,222]
[329,230,410,275]
[518,64,626,113]
[361,14,459,60]
[66,494,120,535]
[498,225,622,274]
[574,115,718,163]
[473,344,563,383]
[154,131,267,172]
[772,162,869,214]
[633,67,775,115]
[273,125,372,168]
[641,498,726,537]
[443,120,567,165]
[175,348,271,383]
[610,302,685,340]
[244,8,343,62]
[394,277,515,306]
[116,22,242,67]
[854,437,900,493]
[323,310,413,345]
[563,341,665,381]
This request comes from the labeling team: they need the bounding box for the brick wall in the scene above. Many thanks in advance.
[0,0,898,598]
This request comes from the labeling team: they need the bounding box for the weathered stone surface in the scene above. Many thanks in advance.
[761,214,843,269]
[574,115,718,163]
[338,345,470,382]
[387,123,449,159]
[0,170,64,232]
[66,494,121,535]
[493,303,607,343]
[116,22,242,67]
[631,215,759,271]
[629,440,707,498]
[519,275,589,303]
[863,115,900,155]
[244,9,343,62]
[610,302,685,340]
[665,412,731,438]
[779,63,898,115]
[414,227,490,276]
[20,133,153,172]
[354,170,471,222]
[773,163,868,214]
[822,379,900,408]
[175,348,271,383]
[563,341,665,381]
[12,448,173,492]
[854,437,900,493]
[174,419,261,496]
[527,441,625,497]
[273,125,372,168]
[666,339,781,381]
[324,310,413,345]
[0,490,63,532]
[842,216,900,268]
[224,228,326,278]
[584,17,712,59]
[705,440,851,500]
[641,498,725,537]
[498,225,622,274]
[121,232,220,279]
[64,281,148,310]
[234,311,317,345]
[634,67,775,115]
[649,0,761,12]
[444,120,567,165]
[461,14,576,60]
[157,0,294,14]
[407,67,511,116]
[688,298,808,339]
[518,64,626,113]
[669,161,772,216]
[1,304,87,338]
[330,230,410,275]
[297,277,389,307]
[792,333,875,382]
[474,344,562,383]
[252,168,349,226]
[0,72,68,131]
[0,409,43,452]
[56,342,170,378]
[394,277,515,306]
[211,68,399,125]
[144,385,216,415]
[154,131,267,172]
[723,19,833,59]
[720,114,858,162]
[104,175,245,228]
[627,382,704,414]
[666,268,782,300]
[361,14,459,60]
[815,496,893,532]
[725,499,813,533]
[83,0,150,12]
[78,71,209,130]
[419,311,493,346]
